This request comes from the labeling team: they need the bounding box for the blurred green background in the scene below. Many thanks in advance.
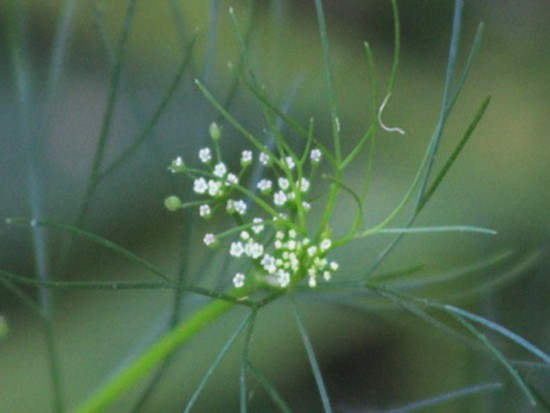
[1,1,549,412]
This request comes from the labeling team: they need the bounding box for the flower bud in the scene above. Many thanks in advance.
[209,122,221,141]
[164,195,182,211]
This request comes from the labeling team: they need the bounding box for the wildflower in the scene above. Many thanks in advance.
[233,272,245,288]
[169,156,186,173]
[252,217,264,234]
[213,162,227,178]
[193,177,208,194]
[203,233,217,247]
[241,150,253,167]
[273,191,287,206]
[310,148,322,164]
[257,179,273,194]
[167,123,340,290]
[208,180,223,197]
[199,204,211,219]
[299,177,310,193]
[284,156,295,170]
[234,200,247,215]
[226,199,247,215]
[230,241,245,257]
[198,148,212,163]
[259,152,270,165]
[320,238,332,252]
[278,177,290,191]
[226,173,239,186]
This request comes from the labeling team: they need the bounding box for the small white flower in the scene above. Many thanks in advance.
[203,233,217,246]
[320,239,332,252]
[169,156,185,173]
[233,200,247,215]
[307,246,318,257]
[213,162,227,178]
[259,152,270,165]
[208,180,222,197]
[299,177,310,192]
[257,179,273,193]
[261,254,276,273]
[245,241,264,259]
[278,177,290,190]
[230,241,245,257]
[252,218,264,234]
[277,270,290,288]
[308,276,317,288]
[284,156,295,170]
[302,201,311,212]
[323,271,331,281]
[198,147,212,163]
[241,150,253,166]
[287,240,297,251]
[273,190,287,206]
[226,173,239,186]
[310,148,322,163]
[330,261,339,271]
[233,272,245,288]
[193,177,208,194]
[199,204,211,218]
[240,231,250,241]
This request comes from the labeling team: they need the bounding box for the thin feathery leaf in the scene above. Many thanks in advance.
[313,0,340,162]
[370,225,496,236]
[7,217,172,282]
[248,363,292,413]
[391,250,512,290]
[184,312,252,413]
[0,278,40,313]
[0,269,254,306]
[386,0,401,94]
[292,297,333,413]
[414,0,464,208]
[443,305,550,365]
[321,174,364,244]
[385,382,501,413]
[76,0,138,226]
[417,95,491,211]
[447,311,538,406]
[447,22,485,114]
[44,0,78,116]
[99,34,198,180]
[6,1,64,409]
[239,308,258,413]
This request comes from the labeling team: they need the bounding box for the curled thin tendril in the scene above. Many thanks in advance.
[378,93,405,135]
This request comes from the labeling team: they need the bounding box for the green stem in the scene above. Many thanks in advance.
[72,288,250,413]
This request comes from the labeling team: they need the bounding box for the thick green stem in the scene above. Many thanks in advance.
[73,289,248,413]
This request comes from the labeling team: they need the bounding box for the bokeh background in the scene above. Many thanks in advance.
[1,1,549,412]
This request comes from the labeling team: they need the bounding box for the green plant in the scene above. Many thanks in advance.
[1,0,549,412]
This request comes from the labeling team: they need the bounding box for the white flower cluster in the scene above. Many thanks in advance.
[229,228,338,289]
[166,124,336,290]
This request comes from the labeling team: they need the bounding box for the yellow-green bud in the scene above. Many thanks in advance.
[164,195,182,211]
[209,122,221,141]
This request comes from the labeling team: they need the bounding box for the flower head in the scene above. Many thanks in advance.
[167,123,339,290]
